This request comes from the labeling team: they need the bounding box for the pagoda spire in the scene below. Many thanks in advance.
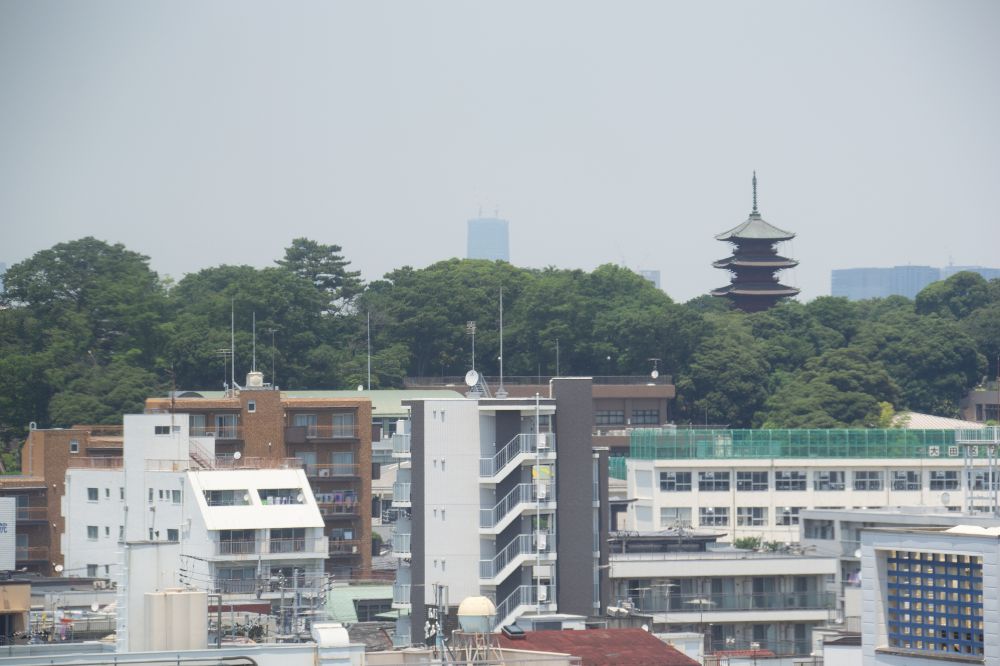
[752,171,758,215]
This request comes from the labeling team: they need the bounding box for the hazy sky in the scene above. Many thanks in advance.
[2,1,998,302]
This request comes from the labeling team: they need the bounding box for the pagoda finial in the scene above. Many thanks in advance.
[752,171,758,215]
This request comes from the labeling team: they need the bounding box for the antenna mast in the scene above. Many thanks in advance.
[230,300,236,389]
[497,287,506,398]
[252,312,257,372]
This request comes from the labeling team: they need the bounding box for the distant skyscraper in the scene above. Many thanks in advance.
[467,217,510,261]
[831,265,999,300]
[637,269,661,289]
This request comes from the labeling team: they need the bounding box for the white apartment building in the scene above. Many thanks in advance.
[608,531,838,656]
[62,413,327,611]
[861,525,999,665]
[624,427,1000,543]
[390,378,610,643]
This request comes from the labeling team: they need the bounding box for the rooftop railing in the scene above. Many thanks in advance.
[67,457,123,469]
[405,374,673,387]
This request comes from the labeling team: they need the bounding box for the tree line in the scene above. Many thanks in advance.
[1,237,998,448]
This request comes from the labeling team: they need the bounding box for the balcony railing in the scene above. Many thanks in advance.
[67,456,124,469]
[303,424,359,440]
[480,483,554,529]
[214,538,326,556]
[480,433,556,478]
[15,506,47,521]
[393,482,411,504]
[329,539,361,556]
[480,532,552,579]
[392,433,411,457]
[191,426,243,440]
[495,585,552,626]
[318,501,360,516]
[392,532,411,555]
[16,545,49,561]
[305,463,360,478]
[635,591,835,613]
[392,583,411,606]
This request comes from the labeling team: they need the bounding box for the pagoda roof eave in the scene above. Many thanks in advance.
[715,213,795,241]
[713,256,799,269]
[711,284,801,297]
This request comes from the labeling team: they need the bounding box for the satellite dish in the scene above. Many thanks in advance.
[296,493,304,503]
[91,602,99,612]
[854,548,862,559]
[650,369,659,379]
[233,451,242,460]
[54,564,64,573]
[357,385,364,391]
[641,624,650,632]
[465,370,480,387]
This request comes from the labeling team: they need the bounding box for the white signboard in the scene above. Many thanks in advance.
[0,497,14,571]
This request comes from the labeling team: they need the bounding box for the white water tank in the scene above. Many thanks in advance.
[144,588,208,650]
[246,371,264,387]
[457,596,496,634]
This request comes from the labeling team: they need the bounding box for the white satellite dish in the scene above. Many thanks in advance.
[54,564,64,573]
[465,370,480,387]
[854,548,862,559]
[650,369,659,379]
[233,451,242,460]
[91,602,99,612]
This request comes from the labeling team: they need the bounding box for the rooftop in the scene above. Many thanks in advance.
[496,629,698,666]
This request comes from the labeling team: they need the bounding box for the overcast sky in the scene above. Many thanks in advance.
[1,1,998,302]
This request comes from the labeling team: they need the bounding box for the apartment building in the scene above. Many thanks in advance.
[390,378,611,644]
[0,425,123,575]
[607,530,837,656]
[145,373,372,577]
[622,428,1000,543]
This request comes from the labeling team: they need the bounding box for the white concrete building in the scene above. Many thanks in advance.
[861,525,999,665]
[391,379,611,643]
[624,427,1000,543]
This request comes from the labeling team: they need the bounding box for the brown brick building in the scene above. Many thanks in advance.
[146,384,373,577]
[0,425,123,575]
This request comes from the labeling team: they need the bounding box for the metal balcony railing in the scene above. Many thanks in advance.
[329,539,361,556]
[495,585,551,626]
[480,483,554,529]
[636,591,835,613]
[191,425,243,440]
[392,433,411,457]
[392,533,411,555]
[393,482,411,504]
[479,533,552,579]
[318,501,360,516]
[15,545,49,561]
[302,424,359,440]
[306,463,360,477]
[66,457,123,469]
[15,506,47,521]
[392,583,411,606]
[214,538,326,556]
[480,433,556,478]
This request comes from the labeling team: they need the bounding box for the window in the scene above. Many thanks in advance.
[87,526,98,540]
[158,489,164,500]
[775,471,807,491]
[736,471,768,491]
[171,489,181,504]
[189,413,207,436]
[70,439,80,453]
[148,488,154,503]
[969,470,1000,490]
[154,425,170,435]
[659,507,692,528]
[104,526,110,537]
[892,470,921,491]
[204,489,251,506]
[104,488,110,498]
[333,412,356,438]
[813,471,846,491]
[699,507,729,526]
[269,527,306,553]
[803,519,834,539]
[247,400,256,413]
[631,409,660,425]
[118,526,124,540]
[659,472,691,492]
[149,528,154,540]
[777,507,802,526]
[698,471,730,492]
[215,413,239,439]
[87,488,99,502]
[87,564,98,577]
[217,567,256,594]
[259,488,305,505]
[854,470,884,491]
[930,470,960,490]
[737,506,768,527]
[595,410,625,426]
[886,550,983,657]
[120,487,124,500]
[167,529,179,541]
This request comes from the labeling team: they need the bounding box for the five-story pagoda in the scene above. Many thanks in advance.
[711,173,799,312]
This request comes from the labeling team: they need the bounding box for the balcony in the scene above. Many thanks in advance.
[645,591,835,614]
[479,532,555,584]
[480,433,556,482]
[392,482,411,507]
[479,483,555,534]
[391,433,411,459]
[15,506,47,522]
[305,463,360,478]
[494,584,555,629]
[294,425,359,440]
[66,457,123,469]
[212,537,328,558]
[191,425,243,440]
[392,583,411,609]
[391,532,411,558]
[16,545,49,561]
[329,539,361,557]
[318,501,360,518]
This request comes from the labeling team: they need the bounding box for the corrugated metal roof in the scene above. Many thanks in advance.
[326,584,393,623]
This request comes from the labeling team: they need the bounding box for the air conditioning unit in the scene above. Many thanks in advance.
[535,532,547,550]
[537,434,548,450]
[536,484,547,500]
[537,587,548,602]
[319,468,331,477]
[93,580,108,590]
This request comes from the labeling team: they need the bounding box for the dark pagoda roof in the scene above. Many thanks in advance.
[712,254,799,269]
[710,283,801,297]
[715,212,795,242]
